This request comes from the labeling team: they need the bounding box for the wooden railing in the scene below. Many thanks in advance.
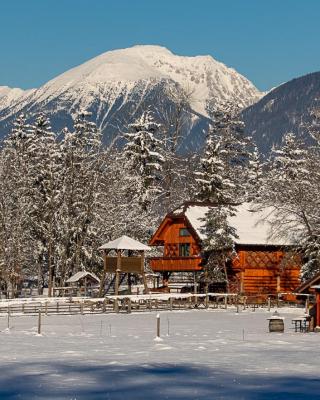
[149,256,202,272]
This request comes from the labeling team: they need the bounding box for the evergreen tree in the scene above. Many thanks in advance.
[195,102,250,292]
[258,132,318,281]
[123,109,164,212]
[24,114,61,295]
[56,111,105,284]
[246,144,263,201]
[201,205,238,292]
[0,114,35,296]
[195,124,232,203]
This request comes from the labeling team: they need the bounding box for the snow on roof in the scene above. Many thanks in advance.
[99,235,151,251]
[66,271,100,284]
[184,203,294,246]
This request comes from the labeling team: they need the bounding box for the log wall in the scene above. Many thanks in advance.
[232,248,300,295]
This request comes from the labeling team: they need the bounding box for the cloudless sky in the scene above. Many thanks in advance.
[0,0,319,91]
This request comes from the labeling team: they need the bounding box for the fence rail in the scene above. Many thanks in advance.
[0,293,306,317]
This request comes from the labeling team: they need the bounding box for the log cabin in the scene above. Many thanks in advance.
[149,202,301,297]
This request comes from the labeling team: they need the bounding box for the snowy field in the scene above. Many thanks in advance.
[0,307,319,399]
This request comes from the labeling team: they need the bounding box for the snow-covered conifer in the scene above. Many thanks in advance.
[56,112,105,284]
[123,109,164,211]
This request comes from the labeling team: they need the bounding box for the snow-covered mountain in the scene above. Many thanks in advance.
[0,45,262,151]
[0,86,35,110]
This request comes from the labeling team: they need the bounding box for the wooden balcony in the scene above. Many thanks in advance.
[149,256,203,272]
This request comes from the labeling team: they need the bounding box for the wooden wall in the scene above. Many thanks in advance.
[232,247,300,295]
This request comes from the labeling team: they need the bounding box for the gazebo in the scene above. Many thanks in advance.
[98,235,151,296]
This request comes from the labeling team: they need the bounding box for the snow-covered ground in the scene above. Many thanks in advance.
[0,307,319,399]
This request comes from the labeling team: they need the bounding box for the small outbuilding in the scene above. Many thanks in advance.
[65,271,100,296]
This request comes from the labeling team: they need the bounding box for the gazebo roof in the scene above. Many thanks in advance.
[66,271,100,284]
[99,235,151,251]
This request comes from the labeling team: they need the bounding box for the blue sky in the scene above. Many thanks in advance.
[1,0,319,91]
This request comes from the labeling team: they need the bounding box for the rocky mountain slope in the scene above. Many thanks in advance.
[242,71,320,153]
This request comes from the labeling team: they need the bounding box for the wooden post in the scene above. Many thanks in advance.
[128,273,132,295]
[114,298,119,313]
[7,305,10,329]
[205,294,209,309]
[193,271,197,306]
[84,277,87,297]
[224,296,228,309]
[45,301,48,316]
[52,276,55,298]
[127,298,132,314]
[141,251,149,294]
[115,250,121,296]
[38,309,42,334]
[80,301,84,315]
[156,313,160,338]
[268,297,271,312]
[316,291,320,329]
[243,296,247,310]
[169,297,173,311]
[102,298,107,313]
[305,297,309,314]
[276,275,281,293]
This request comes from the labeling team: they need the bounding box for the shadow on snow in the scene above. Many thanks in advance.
[0,362,319,399]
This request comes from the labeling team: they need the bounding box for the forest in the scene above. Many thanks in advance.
[0,99,319,296]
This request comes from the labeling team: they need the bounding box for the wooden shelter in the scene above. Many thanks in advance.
[149,202,301,297]
[99,235,151,296]
[66,271,100,296]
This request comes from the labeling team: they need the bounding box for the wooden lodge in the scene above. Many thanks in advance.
[149,202,301,297]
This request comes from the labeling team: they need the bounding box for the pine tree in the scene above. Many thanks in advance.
[246,144,263,201]
[56,111,105,284]
[123,109,164,212]
[24,114,61,295]
[0,114,33,296]
[195,102,249,292]
[195,124,231,203]
[258,132,318,281]
[201,205,238,292]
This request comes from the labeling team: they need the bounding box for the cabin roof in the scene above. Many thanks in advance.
[66,271,100,284]
[152,202,297,247]
[99,235,151,251]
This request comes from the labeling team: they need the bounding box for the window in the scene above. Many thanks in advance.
[179,228,191,237]
[179,243,190,257]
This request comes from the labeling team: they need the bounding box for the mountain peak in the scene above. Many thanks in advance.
[0,45,262,151]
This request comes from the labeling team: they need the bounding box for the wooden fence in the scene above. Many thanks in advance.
[0,293,304,317]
